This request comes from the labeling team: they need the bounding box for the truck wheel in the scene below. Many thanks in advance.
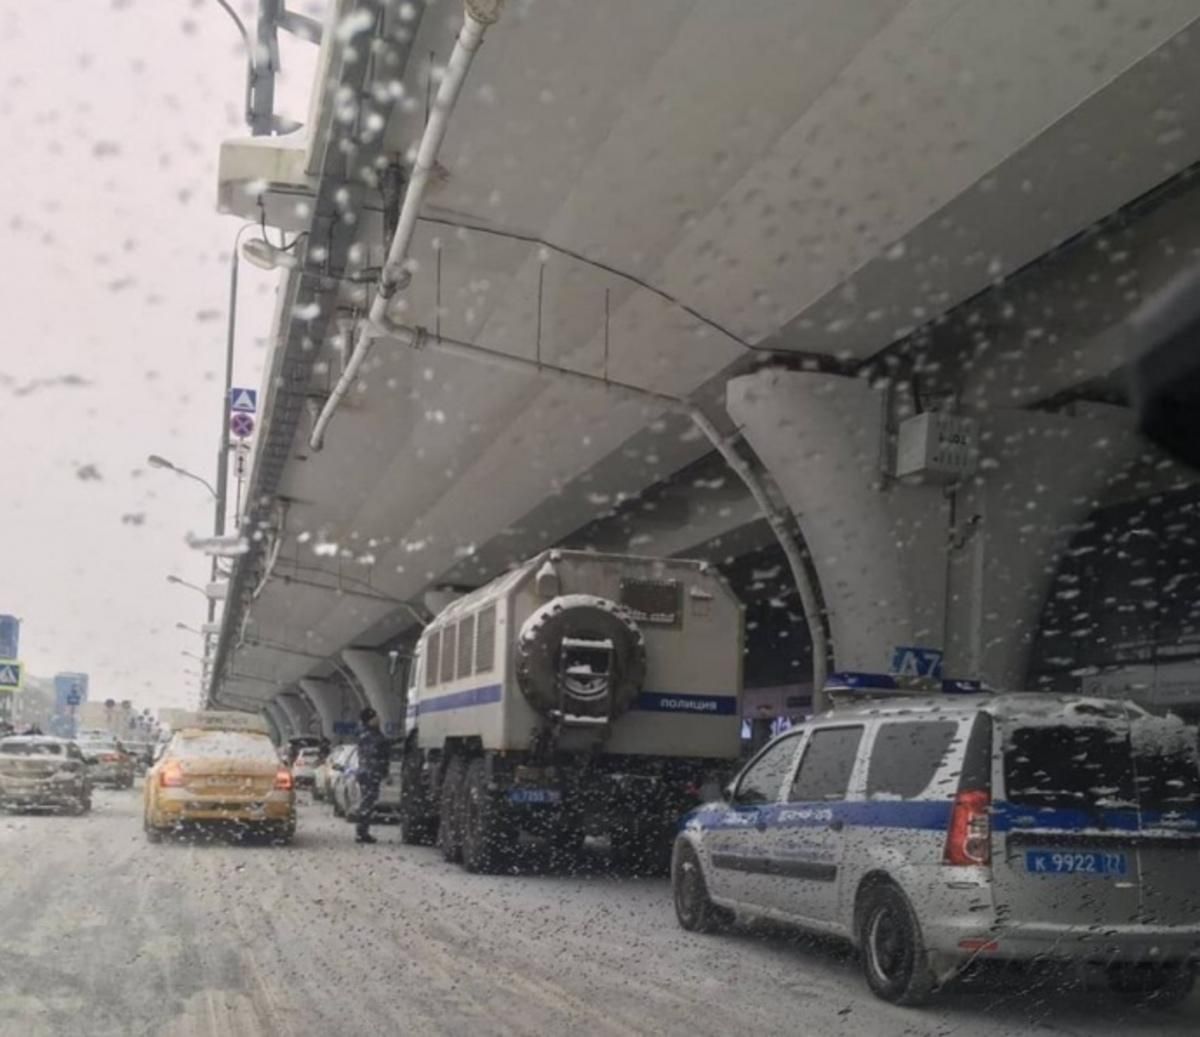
[857,883,937,1005]
[611,824,673,876]
[547,825,584,873]
[437,756,466,863]
[144,816,164,844]
[1108,963,1196,1007]
[673,842,731,933]
[461,759,509,874]
[400,748,436,845]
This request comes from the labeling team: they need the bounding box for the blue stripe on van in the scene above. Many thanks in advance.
[415,683,502,716]
[685,800,954,833]
[412,686,735,717]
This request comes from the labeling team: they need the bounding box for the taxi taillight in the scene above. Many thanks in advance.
[159,761,185,788]
[274,769,293,791]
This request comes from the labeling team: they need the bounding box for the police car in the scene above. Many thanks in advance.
[671,688,1200,1006]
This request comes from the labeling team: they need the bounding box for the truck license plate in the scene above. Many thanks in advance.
[508,788,561,805]
[1025,850,1128,875]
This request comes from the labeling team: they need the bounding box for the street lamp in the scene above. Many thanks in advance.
[181,650,210,664]
[166,575,207,596]
[176,622,202,635]
[147,455,218,498]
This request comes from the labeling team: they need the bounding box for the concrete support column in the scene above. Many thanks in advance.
[275,691,316,737]
[728,369,947,676]
[299,678,355,740]
[728,369,1140,689]
[264,700,292,739]
[942,405,1139,688]
[341,648,404,737]
[261,708,282,743]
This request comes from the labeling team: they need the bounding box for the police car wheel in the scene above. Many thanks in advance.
[859,884,936,1005]
[437,756,467,863]
[672,843,729,933]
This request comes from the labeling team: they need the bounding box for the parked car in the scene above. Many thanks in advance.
[283,736,323,766]
[291,747,322,790]
[0,736,91,814]
[144,722,295,843]
[340,741,405,824]
[672,692,1200,1007]
[330,747,358,819]
[314,744,354,802]
[75,735,135,789]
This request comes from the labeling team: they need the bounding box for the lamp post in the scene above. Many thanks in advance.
[166,575,207,596]
[147,455,217,498]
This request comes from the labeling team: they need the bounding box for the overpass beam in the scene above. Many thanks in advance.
[728,369,1139,689]
[341,649,404,738]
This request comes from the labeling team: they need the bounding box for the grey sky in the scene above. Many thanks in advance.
[0,1,318,708]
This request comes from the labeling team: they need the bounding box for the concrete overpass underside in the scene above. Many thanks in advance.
[208,0,1200,728]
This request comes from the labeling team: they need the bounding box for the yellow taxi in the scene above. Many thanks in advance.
[143,712,295,843]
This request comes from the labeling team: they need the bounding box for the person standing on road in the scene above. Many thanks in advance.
[354,707,390,844]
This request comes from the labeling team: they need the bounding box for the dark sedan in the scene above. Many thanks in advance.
[0,736,92,814]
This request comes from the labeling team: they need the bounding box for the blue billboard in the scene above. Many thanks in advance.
[54,672,89,711]
[0,615,18,661]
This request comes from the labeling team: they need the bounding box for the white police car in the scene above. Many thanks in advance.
[672,691,1200,1006]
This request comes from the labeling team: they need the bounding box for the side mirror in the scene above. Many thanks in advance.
[332,763,344,772]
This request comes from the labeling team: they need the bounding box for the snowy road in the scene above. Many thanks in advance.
[0,789,1195,1036]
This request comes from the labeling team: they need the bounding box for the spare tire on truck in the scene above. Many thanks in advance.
[516,594,647,720]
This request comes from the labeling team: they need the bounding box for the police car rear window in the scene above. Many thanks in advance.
[865,722,958,800]
[789,727,862,802]
[1004,726,1136,808]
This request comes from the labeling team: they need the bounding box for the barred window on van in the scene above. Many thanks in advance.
[440,623,458,684]
[456,614,476,679]
[425,630,441,688]
[475,604,496,673]
[866,722,958,800]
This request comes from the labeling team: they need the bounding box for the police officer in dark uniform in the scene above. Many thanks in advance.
[354,707,390,844]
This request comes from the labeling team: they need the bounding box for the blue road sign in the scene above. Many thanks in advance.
[890,645,944,680]
[0,616,19,661]
[332,720,357,736]
[229,388,258,413]
[0,661,22,691]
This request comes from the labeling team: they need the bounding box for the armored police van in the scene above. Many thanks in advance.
[397,550,743,873]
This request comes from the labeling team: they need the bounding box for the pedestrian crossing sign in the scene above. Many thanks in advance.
[229,387,258,413]
[0,660,22,692]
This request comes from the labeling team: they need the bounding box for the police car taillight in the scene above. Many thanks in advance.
[944,789,991,867]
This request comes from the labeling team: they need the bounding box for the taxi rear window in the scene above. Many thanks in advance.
[174,732,279,762]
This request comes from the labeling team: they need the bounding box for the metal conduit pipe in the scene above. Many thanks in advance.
[309,0,503,451]
[371,321,831,710]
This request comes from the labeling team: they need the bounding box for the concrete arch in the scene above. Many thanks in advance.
[728,368,1139,687]
[341,649,404,737]
[299,678,358,740]
[275,691,318,737]
[264,700,292,739]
